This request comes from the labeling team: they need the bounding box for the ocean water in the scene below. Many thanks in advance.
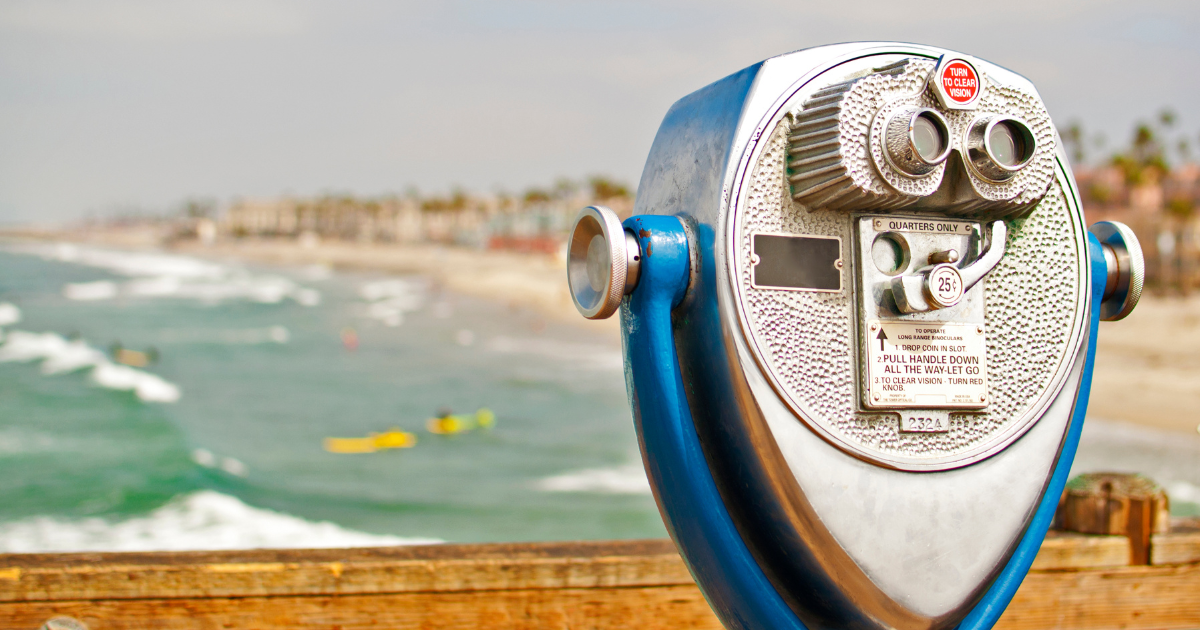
[0,242,1195,553]
[0,243,658,551]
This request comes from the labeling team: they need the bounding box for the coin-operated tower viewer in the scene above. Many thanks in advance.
[566,43,1144,630]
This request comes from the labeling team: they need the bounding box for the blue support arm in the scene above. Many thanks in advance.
[620,215,808,630]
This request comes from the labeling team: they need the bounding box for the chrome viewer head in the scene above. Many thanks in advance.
[566,43,1145,630]
[786,53,1055,216]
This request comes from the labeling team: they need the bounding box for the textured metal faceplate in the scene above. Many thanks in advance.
[788,58,1057,216]
[733,60,1087,470]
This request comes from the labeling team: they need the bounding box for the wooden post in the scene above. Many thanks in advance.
[1055,472,1170,565]
[1128,496,1154,565]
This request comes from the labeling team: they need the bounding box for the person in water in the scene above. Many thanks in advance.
[427,408,495,434]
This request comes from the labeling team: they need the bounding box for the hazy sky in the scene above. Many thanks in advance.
[1,0,1198,223]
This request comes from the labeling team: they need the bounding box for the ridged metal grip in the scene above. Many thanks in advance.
[567,206,640,319]
[1088,221,1144,321]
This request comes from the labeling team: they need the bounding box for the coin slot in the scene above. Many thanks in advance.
[871,232,910,276]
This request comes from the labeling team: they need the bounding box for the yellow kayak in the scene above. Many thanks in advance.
[426,408,495,435]
[323,429,417,454]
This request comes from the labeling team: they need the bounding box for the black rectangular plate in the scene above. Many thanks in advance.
[751,233,842,292]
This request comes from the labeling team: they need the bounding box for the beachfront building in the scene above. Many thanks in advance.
[220,179,635,255]
[223,196,429,243]
[1076,163,1200,292]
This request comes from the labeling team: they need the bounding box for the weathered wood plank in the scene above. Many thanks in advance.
[0,586,725,630]
[1153,529,1200,565]
[3,564,1198,630]
[996,564,1200,630]
[0,540,693,603]
[8,532,1188,604]
[2,536,1198,630]
[1031,532,1129,570]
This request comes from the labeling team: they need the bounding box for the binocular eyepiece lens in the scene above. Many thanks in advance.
[968,117,1036,181]
[911,114,946,163]
[884,108,951,177]
[988,121,1024,167]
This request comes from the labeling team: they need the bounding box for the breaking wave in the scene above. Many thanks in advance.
[0,302,20,327]
[8,242,320,306]
[0,491,441,553]
[358,278,428,327]
[0,330,181,403]
[537,462,651,495]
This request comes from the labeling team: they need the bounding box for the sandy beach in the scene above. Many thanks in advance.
[169,237,618,335]
[1092,298,1200,435]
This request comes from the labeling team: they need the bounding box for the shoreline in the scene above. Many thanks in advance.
[6,229,619,337]
[4,231,1196,435]
[173,238,621,337]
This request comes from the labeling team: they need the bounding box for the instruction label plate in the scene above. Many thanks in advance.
[871,217,975,236]
[866,321,987,409]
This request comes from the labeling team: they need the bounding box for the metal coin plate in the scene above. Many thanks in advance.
[727,54,1088,470]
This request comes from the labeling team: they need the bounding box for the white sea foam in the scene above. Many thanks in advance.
[0,490,442,553]
[0,331,69,364]
[92,362,181,403]
[34,242,227,279]
[487,336,623,371]
[294,287,322,306]
[538,462,651,495]
[0,302,21,327]
[191,448,217,468]
[359,278,428,303]
[40,339,109,375]
[10,242,321,307]
[191,448,249,477]
[63,280,119,301]
[0,330,181,403]
[359,278,427,326]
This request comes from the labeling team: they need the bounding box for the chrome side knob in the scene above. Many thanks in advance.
[567,206,640,319]
[1089,221,1144,321]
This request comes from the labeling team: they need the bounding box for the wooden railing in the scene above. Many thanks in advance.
[2,522,1197,630]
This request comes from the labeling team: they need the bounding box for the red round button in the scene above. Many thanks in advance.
[940,61,979,104]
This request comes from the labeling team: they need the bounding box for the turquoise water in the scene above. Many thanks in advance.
[0,243,663,550]
[0,242,1195,553]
